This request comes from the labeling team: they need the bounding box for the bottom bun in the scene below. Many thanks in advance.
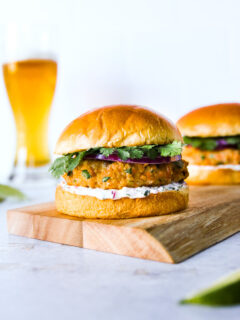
[55,184,189,219]
[186,165,240,185]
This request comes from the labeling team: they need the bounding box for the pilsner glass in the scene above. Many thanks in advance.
[2,25,57,186]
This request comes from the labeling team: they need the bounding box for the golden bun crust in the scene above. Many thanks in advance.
[177,103,240,137]
[55,105,182,154]
[55,184,189,219]
[186,165,240,185]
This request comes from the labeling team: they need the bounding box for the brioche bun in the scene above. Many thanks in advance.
[177,103,240,137]
[55,105,182,155]
[186,165,240,185]
[55,184,189,219]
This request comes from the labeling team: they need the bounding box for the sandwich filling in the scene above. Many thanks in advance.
[60,180,187,200]
[50,141,189,199]
[183,136,240,167]
[63,159,188,189]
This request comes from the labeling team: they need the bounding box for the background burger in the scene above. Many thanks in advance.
[50,105,189,219]
[177,103,240,185]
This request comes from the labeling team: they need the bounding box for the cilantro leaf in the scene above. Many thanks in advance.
[65,152,86,173]
[140,145,158,159]
[158,141,182,157]
[99,147,116,157]
[201,139,218,150]
[117,149,131,160]
[183,136,202,148]
[147,148,159,159]
[140,145,155,150]
[49,156,68,178]
[128,147,144,159]
[183,136,218,150]
[225,136,240,145]
[49,151,85,179]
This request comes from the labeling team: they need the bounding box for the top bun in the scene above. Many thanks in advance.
[55,105,182,154]
[177,103,240,137]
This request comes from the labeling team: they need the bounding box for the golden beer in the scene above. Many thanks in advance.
[3,59,57,167]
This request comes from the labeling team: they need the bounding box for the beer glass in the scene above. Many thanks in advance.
[2,25,57,186]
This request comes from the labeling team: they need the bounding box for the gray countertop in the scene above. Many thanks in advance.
[0,186,239,320]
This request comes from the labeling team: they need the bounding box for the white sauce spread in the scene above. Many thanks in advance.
[60,180,186,200]
[189,164,240,171]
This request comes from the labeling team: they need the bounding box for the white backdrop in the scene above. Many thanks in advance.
[1,0,240,179]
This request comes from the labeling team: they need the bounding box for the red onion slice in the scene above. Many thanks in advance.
[215,139,238,150]
[85,153,181,164]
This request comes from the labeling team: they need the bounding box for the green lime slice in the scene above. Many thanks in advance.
[0,184,26,201]
[180,270,240,306]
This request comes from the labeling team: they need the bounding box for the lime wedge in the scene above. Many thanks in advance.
[0,184,26,201]
[180,270,240,306]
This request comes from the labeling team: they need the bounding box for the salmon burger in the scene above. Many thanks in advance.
[177,103,240,185]
[50,105,189,219]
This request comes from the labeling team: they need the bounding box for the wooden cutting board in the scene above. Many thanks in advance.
[7,186,240,263]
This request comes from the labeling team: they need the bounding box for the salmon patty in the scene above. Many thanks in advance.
[63,159,189,189]
[182,146,240,165]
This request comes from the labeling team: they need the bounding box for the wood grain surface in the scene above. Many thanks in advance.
[7,186,240,263]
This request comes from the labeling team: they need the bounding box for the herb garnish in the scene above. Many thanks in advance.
[0,184,26,202]
[81,170,91,179]
[49,141,183,178]
[125,168,132,174]
[102,176,110,182]
[49,152,86,178]
[99,147,115,157]
[183,135,240,151]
